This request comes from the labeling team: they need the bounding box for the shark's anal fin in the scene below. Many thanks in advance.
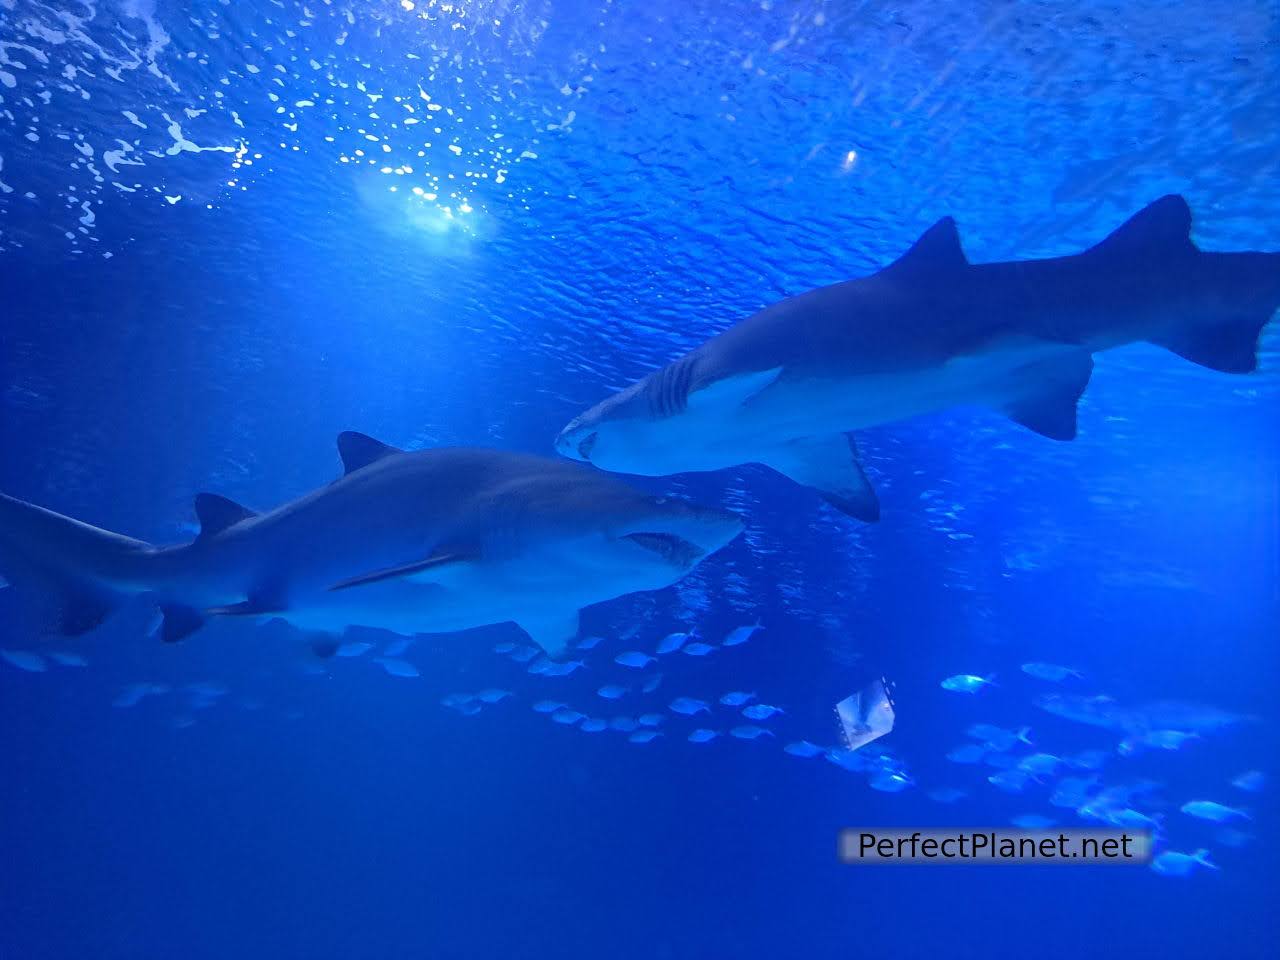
[761,434,880,522]
[518,609,580,660]
[328,550,477,592]
[158,604,205,643]
[337,431,404,476]
[193,493,257,541]
[1149,317,1268,374]
[1002,350,1094,440]
[687,367,783,411]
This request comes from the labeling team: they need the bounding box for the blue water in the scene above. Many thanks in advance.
[2,1,1278,957]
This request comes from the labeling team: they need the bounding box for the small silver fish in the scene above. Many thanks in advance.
[597,684,628,700]
[47,651,89,668]
[576,635,603,650]
[687,728,719,743]
[719,691,756,707]
[656,630,694,655]
[1181,800,1249,823]
[669,697,711,716]
[1151,849,1216,877]
[783,740,824,758]
[729,725,773,740]
[1017,753,1061,775]
[681,642,715,657]
[741,703,784,720]
[941,673,996,693]
[641,673,663,693]
[629,729,662,744]
[987,769,1034,793]
[722,622,763,646]
[615,651,656,669]
[1231,770,1265,793]
[550,708,585,725]
[1020,662,1083,682]
[579,718,608,732]
[508,645,539,663]
[869,771,912,793]
[476,688,511,704]
[1,649,48,673]
[532,700,566,714]
[946,743,987,764]
[637,713,665,727]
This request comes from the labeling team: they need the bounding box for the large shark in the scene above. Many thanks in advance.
[556,196,1280,521]
[0,433,742,657]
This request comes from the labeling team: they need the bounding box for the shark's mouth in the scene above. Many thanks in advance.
[576,432,598,460]
[622,532,704,568]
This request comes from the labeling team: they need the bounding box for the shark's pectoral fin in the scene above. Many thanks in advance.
[1002,351,1094,440]
[518,609,580,660]
[158,604,205,643]
[761,434,880,523]
[687,367,783,411]
[328,550,478,592]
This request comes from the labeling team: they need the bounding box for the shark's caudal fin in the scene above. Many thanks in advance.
[1092,195,1280,373]
[759,434,880,522]
[0,492,149,636]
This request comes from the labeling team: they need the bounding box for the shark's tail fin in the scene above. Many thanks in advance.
[1149,247,1280,374]
[1095,195,1280,373]
[0,492,152,636]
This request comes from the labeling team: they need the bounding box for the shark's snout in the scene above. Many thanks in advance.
[555,419,594,462]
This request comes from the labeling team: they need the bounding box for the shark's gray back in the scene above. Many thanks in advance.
[162,447,653,600]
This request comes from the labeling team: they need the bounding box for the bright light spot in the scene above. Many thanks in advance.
[841,149,858,173]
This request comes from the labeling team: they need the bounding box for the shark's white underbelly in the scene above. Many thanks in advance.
[653,339,1084,471]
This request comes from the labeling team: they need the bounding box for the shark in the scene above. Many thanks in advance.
[0,433,743,657]
[555,195,1280,521]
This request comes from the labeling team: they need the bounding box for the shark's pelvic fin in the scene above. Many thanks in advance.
[327,550,476,592]
[887,216,968,277]
[687,366,782,411]
[337,431,404,476]
[158,604,205,642]
[1002,350,1095,440]
[1088,195,1195,260]
[519,609,580,659]
[193,493,257,541]
[760,434,880,522]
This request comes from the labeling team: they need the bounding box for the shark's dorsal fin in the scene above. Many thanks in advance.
[1089,195,1194,258]
[337,431,403,476]
[193,493,257,540]
[328,550,477,592]
[887,217,968,276]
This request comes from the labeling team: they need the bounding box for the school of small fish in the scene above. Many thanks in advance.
[1,619,1265,880]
